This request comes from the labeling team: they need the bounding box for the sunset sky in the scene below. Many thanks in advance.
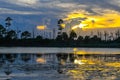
[0,0,120,36]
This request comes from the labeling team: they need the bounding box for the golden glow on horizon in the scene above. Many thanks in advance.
[74,59,85,65]
[72,24,87,30]
[37,25,46,30]
[64,11,120,30]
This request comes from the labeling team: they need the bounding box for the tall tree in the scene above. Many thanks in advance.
[5,17,12,27]
[104,31,109,41]
[57,19,64,37]
[5,17,12,33]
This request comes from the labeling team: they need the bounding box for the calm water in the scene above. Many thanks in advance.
[0,47,120,80]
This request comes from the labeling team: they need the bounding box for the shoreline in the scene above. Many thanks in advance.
[0,45,119,48]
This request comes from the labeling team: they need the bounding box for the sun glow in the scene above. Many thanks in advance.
[74,59,85,65]
[37,25,46,30]
[74,59,95,65]
[64,10,120,30]
[72,24,88,30]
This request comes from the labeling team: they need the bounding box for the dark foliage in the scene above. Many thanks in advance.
[0,17,120,47]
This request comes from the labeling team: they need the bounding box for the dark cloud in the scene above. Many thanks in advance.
[0,0,119,31]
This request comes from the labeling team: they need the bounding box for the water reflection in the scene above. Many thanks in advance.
[0,49,120,80]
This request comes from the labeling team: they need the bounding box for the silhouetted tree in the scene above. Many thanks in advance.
[5,17,12,28]
[6,30,16,39]
[57,19,64,38]
[62,32,68,40]
[69,30,77,40]
[0,24,6,38]
[97,31,102,39]
[115,30,120,39]
[58,19,64,30]
[21,31,31,39]
[91,35,101,43]
[104,31,109,41]
[77,36,83,42]
[84,36,90,43]
[36,35,43,40]
[56,35,62,40]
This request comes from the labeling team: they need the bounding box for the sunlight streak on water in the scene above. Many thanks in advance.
[0,48,120,80]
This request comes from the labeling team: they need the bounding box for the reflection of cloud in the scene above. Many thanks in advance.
[36,58,46,64]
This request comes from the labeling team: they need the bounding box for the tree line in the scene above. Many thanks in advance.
[0,17,120,47]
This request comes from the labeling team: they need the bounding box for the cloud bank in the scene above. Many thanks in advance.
[0,0,120,32]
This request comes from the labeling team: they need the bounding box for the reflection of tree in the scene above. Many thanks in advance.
[4,64,12,80]
[36,54,42,58]
[5,54,16,63]
[57,53,74,62]
[21,54,31,62]
[0,54,4,65]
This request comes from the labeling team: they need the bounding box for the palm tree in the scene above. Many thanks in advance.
[57,19,64,37]
[5,17,12,33]
[21,31,31,39]
[5,17,12,27]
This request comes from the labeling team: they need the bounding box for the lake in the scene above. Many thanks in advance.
[0,47,120,80]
